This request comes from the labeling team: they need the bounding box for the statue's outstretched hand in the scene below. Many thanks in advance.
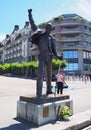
[57,53,63,60]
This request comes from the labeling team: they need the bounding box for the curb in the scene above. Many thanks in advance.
[62,109,91,130]
[31,109,91,130]
[64,120,91,130]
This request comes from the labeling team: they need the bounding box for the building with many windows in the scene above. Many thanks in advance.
[1,13,91,76]
[51,14,91,75]
[2,22,31,63]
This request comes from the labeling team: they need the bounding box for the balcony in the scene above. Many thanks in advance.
[52,28,91,36]
[55,36,80,42]
[53,19,91,28]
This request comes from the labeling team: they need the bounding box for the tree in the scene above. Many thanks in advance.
[59,60,67,69]
[11,62,23,75]
[52,59,67,70]
[22,62,29,75]
[52,59,61,70]
[3,63,11,73]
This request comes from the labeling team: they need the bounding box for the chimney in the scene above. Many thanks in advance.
[24,21,29,28]
[12,25,19,33]
[6,34,10,39]
[14,25,19,31]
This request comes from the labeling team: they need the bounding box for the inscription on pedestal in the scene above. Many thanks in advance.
[43,106,49,118]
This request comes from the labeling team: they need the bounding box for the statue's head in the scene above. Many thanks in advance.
[45,23,52,29]
[45,23,52,33]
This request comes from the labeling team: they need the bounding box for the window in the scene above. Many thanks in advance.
[83,51,91,59]
[24,44,25,56]
[63,42,76,46]
[83,64,90,70]
[63,50,78,58]
[64,63,78,70]
[63,25,78,29]
[62,34,78,37]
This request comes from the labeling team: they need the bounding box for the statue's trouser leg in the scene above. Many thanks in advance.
[37,60,44,97]
[45,60,52,93]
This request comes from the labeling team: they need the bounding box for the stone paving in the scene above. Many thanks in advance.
[0,76,91,130]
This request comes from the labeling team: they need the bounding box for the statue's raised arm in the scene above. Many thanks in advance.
[28,9,38,32]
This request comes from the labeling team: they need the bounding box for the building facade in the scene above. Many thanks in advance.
[0,43,3,64]
[52,14,91,75]
[2,22,32,63]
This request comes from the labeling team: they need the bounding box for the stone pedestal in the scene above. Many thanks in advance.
[17,94,73,126]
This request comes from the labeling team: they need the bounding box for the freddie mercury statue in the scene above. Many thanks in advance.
[28,9,63,97]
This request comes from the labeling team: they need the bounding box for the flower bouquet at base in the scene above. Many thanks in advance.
[60,106,72,120]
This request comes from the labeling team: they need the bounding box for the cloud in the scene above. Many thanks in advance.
[44,0,91,22]
[0,34,6,42]
[49,0,91,22]
[76,0,91,21]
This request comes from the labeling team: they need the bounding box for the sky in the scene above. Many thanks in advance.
[0,0,91,42]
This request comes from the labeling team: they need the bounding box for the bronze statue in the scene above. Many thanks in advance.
[28,9,63,97]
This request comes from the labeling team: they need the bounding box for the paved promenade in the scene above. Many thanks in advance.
[0,76,91,130]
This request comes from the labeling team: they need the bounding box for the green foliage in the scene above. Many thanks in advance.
[58,15,64,20]
[38,22,48,28]
[22,62,29,69]
[1,66,5,71]
[0,59,67,76]
[11,62,22,70]
[0,63,11,73]
[52,59,67,69]
[3,63,11,71]
[10,62,23,75]
[52,59,61,69]
[0,64,4,74]
[60,106,71,120]
[33,61,39,69]
[0,64,2,69]
[60,60,67,68]
[28,61,38,69]
[73,16,86,21]
[53,15,64,21]
[27,62,33,68]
